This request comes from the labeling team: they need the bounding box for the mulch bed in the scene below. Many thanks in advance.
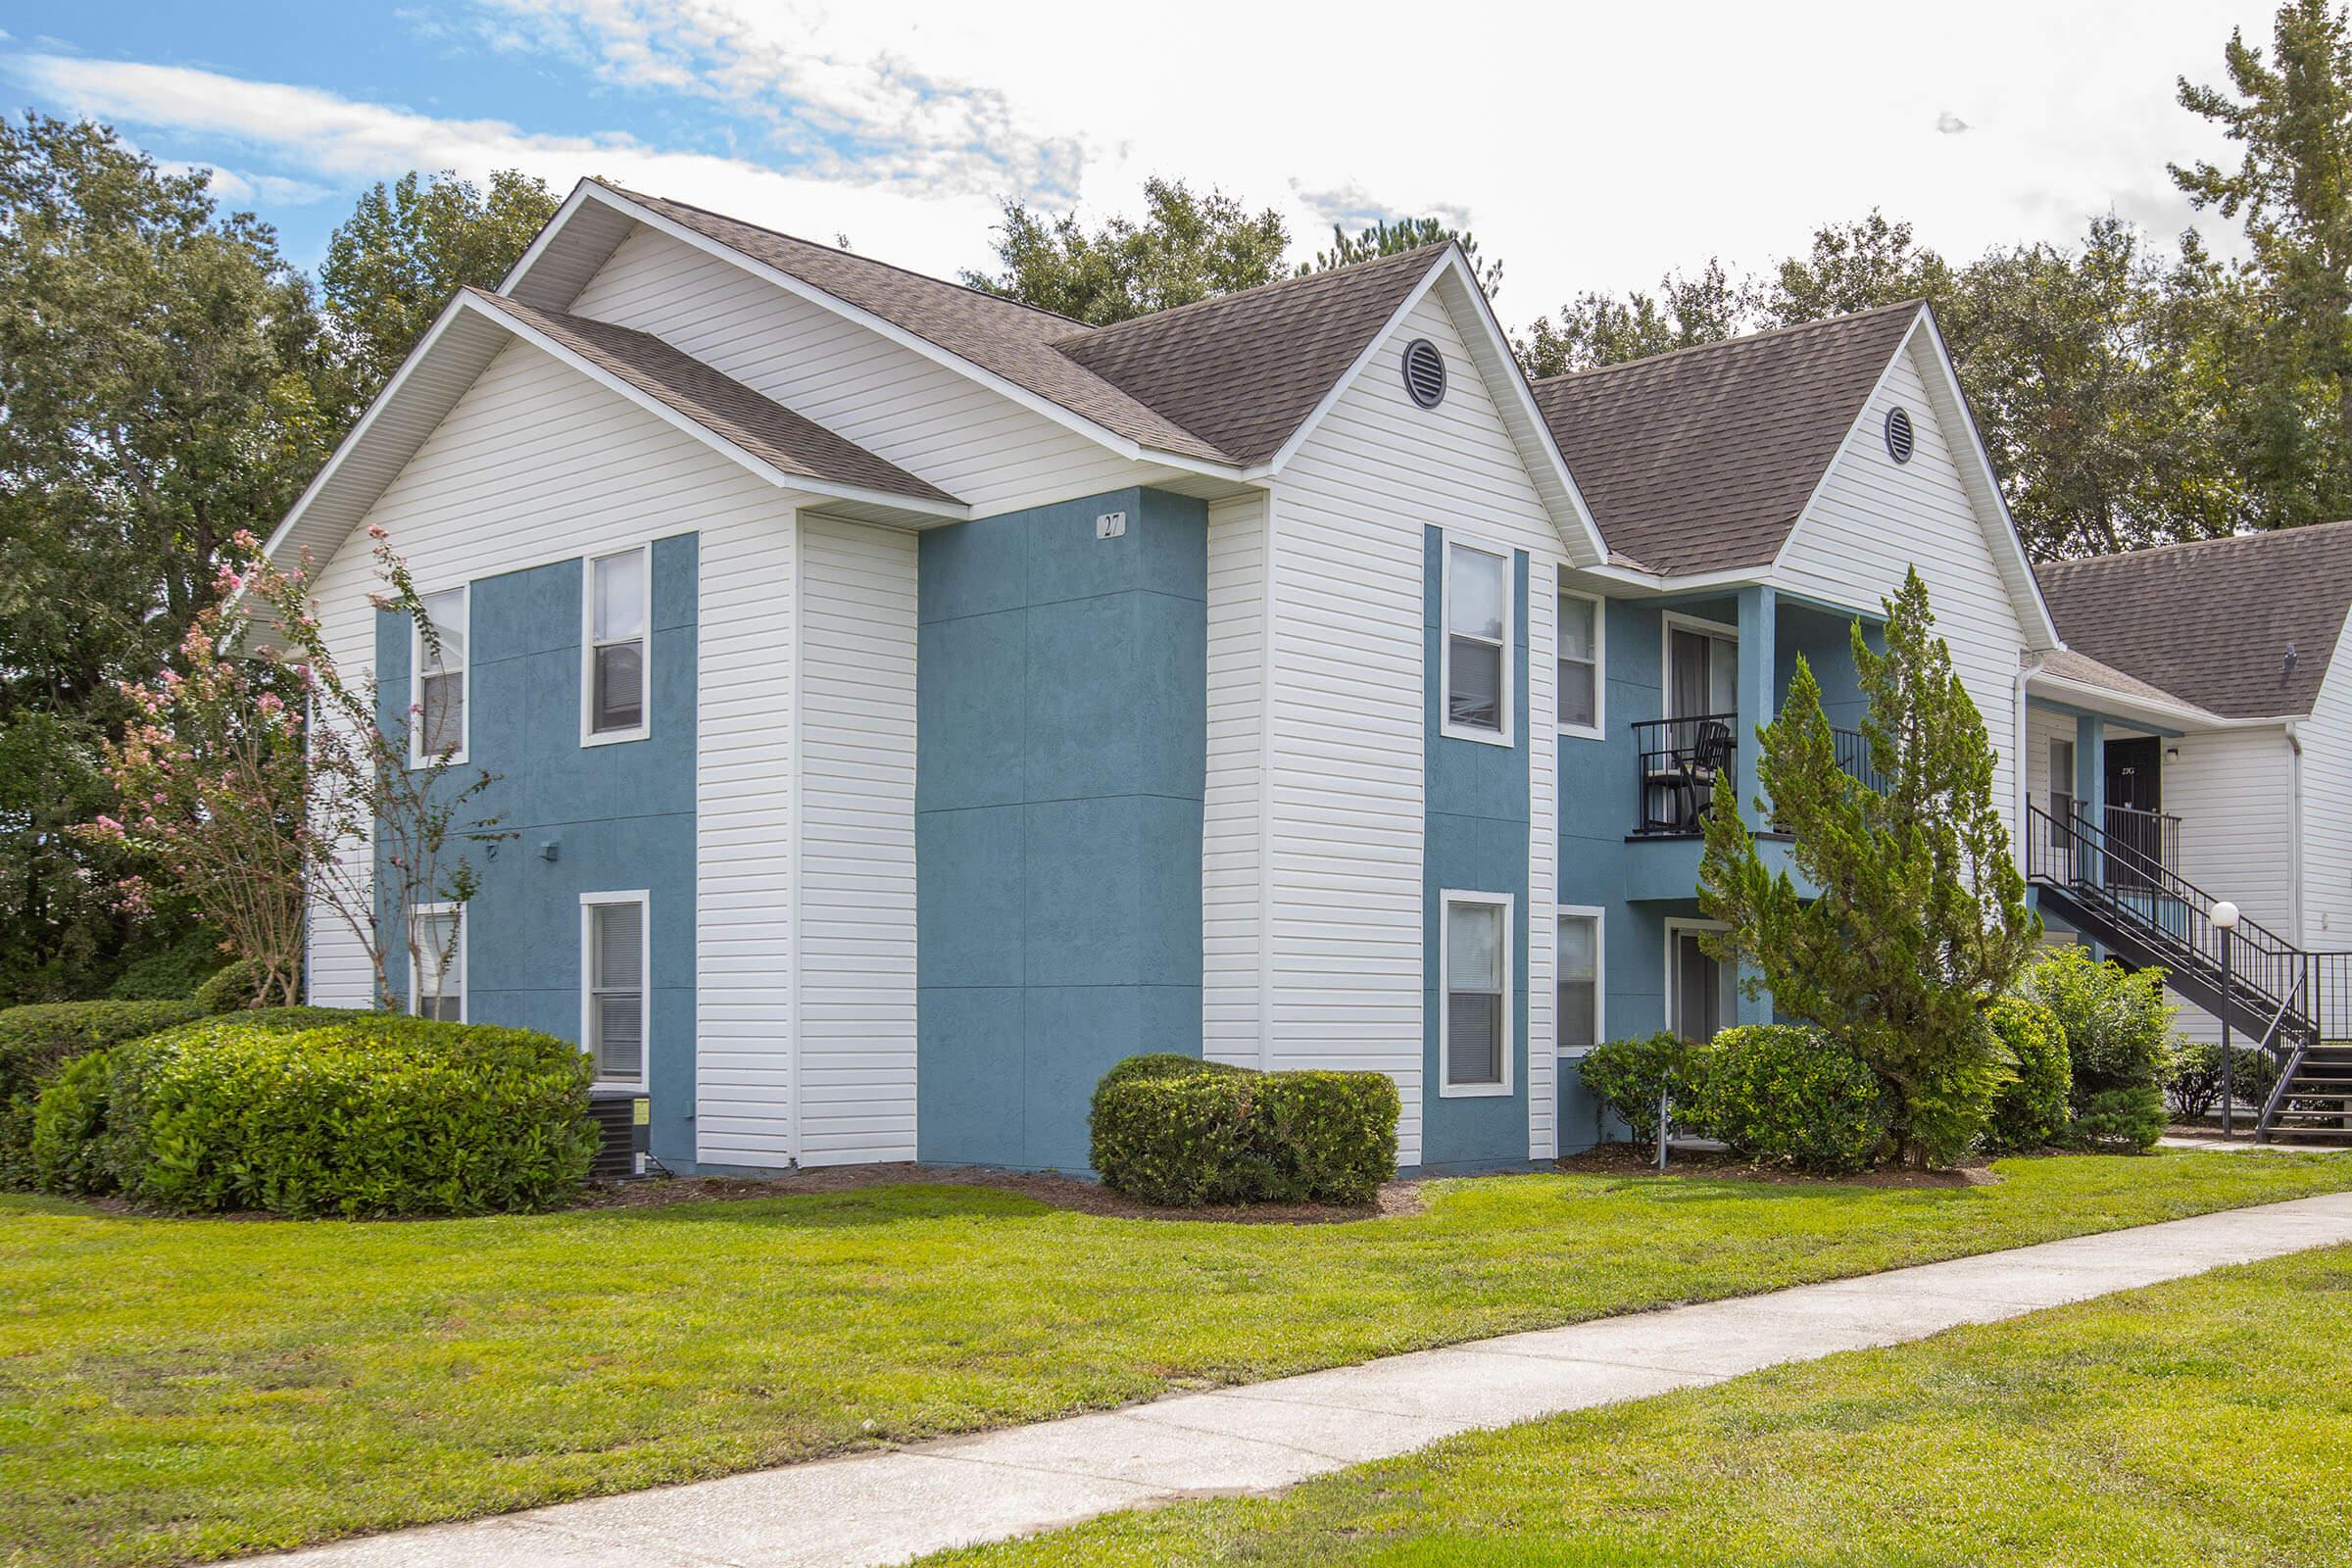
[573,1163,1430,1223]
[1553,1140,2002,1188]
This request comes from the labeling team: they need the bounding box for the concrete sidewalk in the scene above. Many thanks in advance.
[254,1193,2352,1568]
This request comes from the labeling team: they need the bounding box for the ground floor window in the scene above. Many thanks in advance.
[1441,891,1513,1095]
[582,892,649,1088]
[410,904,464,1022]
[1557,908,1602,1053]
[1665,919,1736,1043]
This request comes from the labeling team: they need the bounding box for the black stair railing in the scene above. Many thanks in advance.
[2023,800,2313,1046]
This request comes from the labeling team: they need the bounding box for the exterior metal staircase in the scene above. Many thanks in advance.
[2023,802,2352,1145]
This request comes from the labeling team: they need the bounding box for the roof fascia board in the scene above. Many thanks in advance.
[262,288,480,565]
[575,183,1244,480]
[1581,561,1767,594]
[497,176,600,298]
[2023,671,2249,731]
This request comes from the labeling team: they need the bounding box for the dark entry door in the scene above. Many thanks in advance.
[2104,737,2163,884]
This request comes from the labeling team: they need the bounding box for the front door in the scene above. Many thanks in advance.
[1668,924,1735,1043]
[2104,737,2163,885]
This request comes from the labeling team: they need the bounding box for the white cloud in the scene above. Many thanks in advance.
[6,0,2279,327]
[6,52,1010,279]
[157,161,335,207]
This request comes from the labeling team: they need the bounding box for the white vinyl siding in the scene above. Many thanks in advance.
[793,515,919,1164]
[303,339,792,1013]
[2167,725,2299,1044]
[2300,629,2352,950]
[567,226,1166,515]
[1776,336,2030,834]
[1268,281,1568,1164]
[1202,489,1270,1067]
[1526,564,1557,1156]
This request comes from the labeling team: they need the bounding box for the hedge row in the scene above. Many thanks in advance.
[0,1000,206,1188]
[1089,1054,1399,1206]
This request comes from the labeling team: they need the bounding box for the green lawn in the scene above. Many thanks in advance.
[4,1154,2350,1567]
[926,1242,2352,1568]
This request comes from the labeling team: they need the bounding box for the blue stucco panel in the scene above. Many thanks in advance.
[374,532,699,1165]
[916,487,1208,1171]
[1420,529,1534,1171]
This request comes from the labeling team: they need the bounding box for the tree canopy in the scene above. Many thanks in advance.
[959,176,1292,324]
[1302,216,1503,297]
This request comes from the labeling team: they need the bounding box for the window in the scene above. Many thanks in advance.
[1444,541,1512,744]
[1556,592,1602,737]
[584,546,649,743]
[410,904,464,1022]
[1665,620,1738,722]
[1441,891,1513,1095]
[2050,737,2076,823]
[412,587,468,763]
[581,892,648,1087]
[1666,920,1737,1043]
[1556,908,1603,1054]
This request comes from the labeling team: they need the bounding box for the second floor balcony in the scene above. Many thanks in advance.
[1630,713,1886,838]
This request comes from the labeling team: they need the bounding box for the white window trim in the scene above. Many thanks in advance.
[1658,611,1740,722]
[1555,588,1606,741]
[580,889,652,1091]
[1440,536,1516,749]
[409,901,466,1023]
[1663,917,1737,1042]
[1439,888,1515,1098]
[580,542,653,748]
[409,584,469,767]
[1554,905,1605,1056]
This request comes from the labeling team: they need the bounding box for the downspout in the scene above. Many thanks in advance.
[2286,722,2306,944]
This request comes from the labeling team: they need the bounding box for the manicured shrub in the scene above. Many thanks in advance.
[1090,1055,1398,1206]
[30,1051,119,1196]
[0,1000,206,1188]
[1983,997,2072,1154]
[1687,1025,1890,1176]
[2014,947,2172,1152]
[2162,1039,2281,1121]
[105,1012,599,1216]
[193,958,265,1014]
[1577,1032,1693,1143]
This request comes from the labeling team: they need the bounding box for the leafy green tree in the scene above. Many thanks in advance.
[960,176,1291,324]
[1751,211,1953,325]
[1303,216,1502,297]
[1515,260,1742,377]
[0,114,336,1004]
[2174,0,2352,527]
[320,169,559,400]
[1699,569,2041,1167]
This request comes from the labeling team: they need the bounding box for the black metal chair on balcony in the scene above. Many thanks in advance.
[1677,719,1735,833]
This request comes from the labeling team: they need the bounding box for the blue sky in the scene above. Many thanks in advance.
[0,1,2287,327]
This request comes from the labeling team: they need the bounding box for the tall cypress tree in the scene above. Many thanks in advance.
[1698,569,2041,1167]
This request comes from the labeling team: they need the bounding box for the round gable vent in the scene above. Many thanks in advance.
[1886,406,1916,465]
[1402,338,1447,409]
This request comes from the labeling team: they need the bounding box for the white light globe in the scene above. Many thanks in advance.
[2211,901,2240,931]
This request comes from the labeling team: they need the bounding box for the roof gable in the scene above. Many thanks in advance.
[2035,520,2352,718]
[1532,302,1921,575]
[265,288,961,570]
[1057,247,1444,466]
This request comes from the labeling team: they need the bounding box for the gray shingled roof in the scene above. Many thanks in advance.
[1056,247,1448,466]
[2028,647,2222,719]
[1529,302,1924,574]
[2034,520,2352,719]
[609,186,1232,465]
[466,288,960,507]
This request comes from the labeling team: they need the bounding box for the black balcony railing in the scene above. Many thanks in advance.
[1633,718,1890,837]
[1633,713,1735,836]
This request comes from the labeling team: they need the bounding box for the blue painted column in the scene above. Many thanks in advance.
[2076,711,2105,890]
[1735,585,1778,1026]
